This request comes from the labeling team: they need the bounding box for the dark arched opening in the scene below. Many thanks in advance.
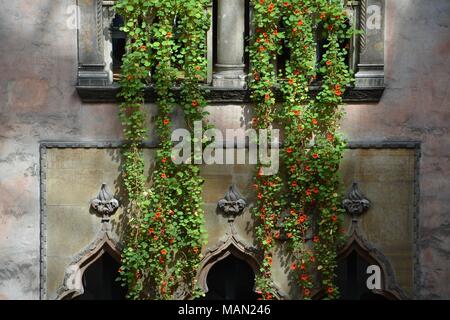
[337,250,388,300]
[74,252,127,300]
[204,255,260,300]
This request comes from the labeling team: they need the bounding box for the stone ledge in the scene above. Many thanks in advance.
[76,85,385,104]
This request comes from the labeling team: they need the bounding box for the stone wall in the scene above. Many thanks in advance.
[0,0,449,299]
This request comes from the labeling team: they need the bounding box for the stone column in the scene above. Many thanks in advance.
[213,0,246,88]
[77,0,109,86]
[355,0,385,88]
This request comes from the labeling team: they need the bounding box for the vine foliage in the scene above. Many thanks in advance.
[249,0,353,299]
[115,0,210,299]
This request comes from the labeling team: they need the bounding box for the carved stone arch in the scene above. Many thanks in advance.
[336,222,408,300]
[55,224,123,300]
[197,234,286,300]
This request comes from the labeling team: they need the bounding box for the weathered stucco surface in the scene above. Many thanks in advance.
[0,0,449,299]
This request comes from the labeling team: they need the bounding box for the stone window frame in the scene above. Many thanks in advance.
[75,0,386,103]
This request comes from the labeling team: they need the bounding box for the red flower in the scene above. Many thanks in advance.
[305,165,311,171]
[266,238,272,245]
[300,274,309,281]
[297,20,303,26]
[313,235,320,243]
[193,247,199,254]
[288,78,294,85]
[290,263,297,270]
[293,110,300,116]
[290,165,296,173]
[312,153,319,159]
[161,173,167,179]
[331,215,337,222]
[191,100,199,107]
[155,212,161,218]
[298,214,306,224]
[294,9,300,15]
[259,45,265,52]
[304,288,311,296]
[283,2,289,7]
[312,118,318,125]
[291,181,298,187]
[306,189,312,196]
[268,3,275,12]
[287,232,293,239]
[257,192,263,199]
[293,69,300,75]
[259,0,264,4]
[254,73,260,81]
[160,249,168,255]
[266,292,273,300]
[153,235,159,241]
[169,238,175,245]
[265,93,270,101]
[275,231,280,239]
[335,89,342,96]
[327,25,333,31]
[286,147,293,153]
[163,119,170,125]
[327,287,334,294]
[313,187,319,194]
[310,255,315,262]
[327,133,334,142]
[335,84,341,90]
[148,228,154,234]
[300,263,306,270]
[326,60,332,66]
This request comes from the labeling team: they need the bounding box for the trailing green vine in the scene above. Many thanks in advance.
[250,0,353,299]
[115,0,210,300]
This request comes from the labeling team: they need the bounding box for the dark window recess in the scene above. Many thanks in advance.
[204,255,260,300]
[316,20,351,68]
[74,253,127,300]
[336,251,387,300]
[111,15,126,82]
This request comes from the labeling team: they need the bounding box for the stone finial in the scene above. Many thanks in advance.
[90,183,119,219]
[342,182,371,217]
[217,185,247,221]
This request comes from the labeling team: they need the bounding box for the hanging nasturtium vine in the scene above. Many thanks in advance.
[115,0,210,299]
[249,0,352,300]
[115,0,353,300]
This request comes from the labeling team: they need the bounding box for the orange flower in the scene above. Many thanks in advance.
[327,133,334,141]
[275,231,280,239]
[155,212,161,218]
[306,189,312,196]
[163,119,170,125]
[286,147,293,153]
[193,247,199,254]
[259,0,264,4]
[191,100,199,107]
[327,287,334,294]
[335,84,341,90]
[313,187,319,194]
[140,45,147,51]
[259,45,265,52]
[300,274,309,281]
[300,263,306,270]
[254,73,260,81]
[304,288,311,296]
[283,2,289,7]
[266,292,273,299]
[288,78,294,85]
[161,157,167,163]
[268,3,275,12]
[328,25,333,31]
[305,165,311,171]
[267,256,273,265]
[312,118,318,125]
[291,181,298,187]
[153,235,159,241]
[331,215,337,222]
[326,60,332,66]
[169,238,175,245]
[335,89,342,96]
[297,20,303,26]
[312,153,319,159]
[298,214,306,224]
[287,232,293,239]
[160,249,168,255]
[265,93,270,101]
[320,12,326,20]
[148,228,154,234]
[290,263,297,270]
[127,75,133,81]
[166,31,172,38]
[293,69,300,75]
[161,173,167,179]
[294,9,300,15]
